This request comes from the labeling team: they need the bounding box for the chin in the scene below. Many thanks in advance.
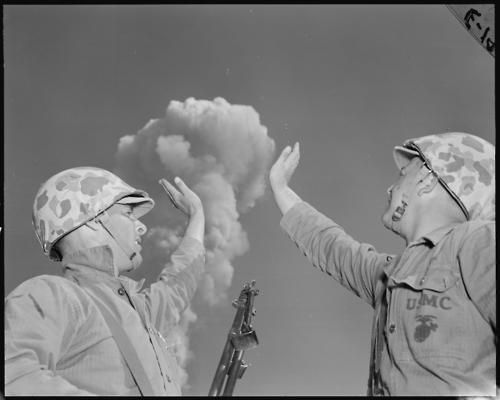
[130,254,143,270]
[119,253,143,273]
[381,209,392,229]
[381,210,402,236]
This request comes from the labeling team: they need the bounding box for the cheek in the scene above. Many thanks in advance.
[389,184,402,203]
[395,173,417,196]
[109,215,136,240]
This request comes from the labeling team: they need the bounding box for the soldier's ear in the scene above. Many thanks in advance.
[417,171,439,197]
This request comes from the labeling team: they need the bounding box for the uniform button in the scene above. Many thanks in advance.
[386,256,393,262]
[118,287,126,296]
[388,324,396,333]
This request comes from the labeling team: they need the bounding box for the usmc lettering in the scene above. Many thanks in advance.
[420,293,437,308]
[407,294,452,310]
[439,296,452,310]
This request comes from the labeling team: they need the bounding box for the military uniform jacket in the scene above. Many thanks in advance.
[280,201,495,396]
[4,236,205,396]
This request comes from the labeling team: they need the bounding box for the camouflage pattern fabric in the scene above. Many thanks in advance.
[32,167,155,261]
[393,132,495,221]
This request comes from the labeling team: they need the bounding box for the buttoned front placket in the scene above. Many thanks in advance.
[382,240,432,393]
[373,244,426,395]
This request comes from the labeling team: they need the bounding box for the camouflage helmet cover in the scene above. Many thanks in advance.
[393,132,495,221]
[32,167,155,261]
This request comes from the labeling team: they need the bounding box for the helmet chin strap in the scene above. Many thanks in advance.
[94,211,138,277]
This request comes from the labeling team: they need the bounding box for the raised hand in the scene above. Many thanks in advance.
[269,142,300,191]
[159,177,203,217]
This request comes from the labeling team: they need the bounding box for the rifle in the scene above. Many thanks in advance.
[208,280,260,396]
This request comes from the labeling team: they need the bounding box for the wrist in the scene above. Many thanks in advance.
[270,180,288,194]
[185,210,205,243]
[189,207,205,219]
[272,186,302,215]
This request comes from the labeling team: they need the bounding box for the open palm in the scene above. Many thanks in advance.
[159,177,203,217]
[269,142,300,190]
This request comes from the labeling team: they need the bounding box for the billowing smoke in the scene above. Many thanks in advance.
[113,97,275,388]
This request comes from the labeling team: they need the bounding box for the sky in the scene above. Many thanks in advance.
[3,5,495,396]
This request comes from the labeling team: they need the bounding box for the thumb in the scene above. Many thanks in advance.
[293,142,300,154]
[174,177,193,196]
[280,145,292,160]
[174,176,185,190]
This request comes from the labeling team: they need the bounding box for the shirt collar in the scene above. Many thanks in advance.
[62,245,145,293]
[409,222,461,248]
[62,245,115,272]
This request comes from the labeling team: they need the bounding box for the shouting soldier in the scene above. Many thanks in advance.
[269,132,495,396]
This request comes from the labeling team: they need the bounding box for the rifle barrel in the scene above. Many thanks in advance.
[222,349,245,396]
[208,281,259,396]
[208,338,234,396]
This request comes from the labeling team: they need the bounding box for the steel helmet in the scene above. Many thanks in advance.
[32,166,155,261]
[393,132,495,221]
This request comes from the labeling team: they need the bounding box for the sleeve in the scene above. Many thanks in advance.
[280,201,395,307]
[458,222,496,331]
[138,236,206,334]
[4,278,96,396]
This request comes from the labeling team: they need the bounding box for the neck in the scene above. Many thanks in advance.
[403,210,462,245]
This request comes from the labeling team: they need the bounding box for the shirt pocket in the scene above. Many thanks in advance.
[393,266,467,366]
[393,266,458,292]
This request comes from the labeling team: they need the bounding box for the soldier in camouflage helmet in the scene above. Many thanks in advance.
[31,167,155,272]
[269,132,495,396]
[392,131,495,221]
[5,167,206,395]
